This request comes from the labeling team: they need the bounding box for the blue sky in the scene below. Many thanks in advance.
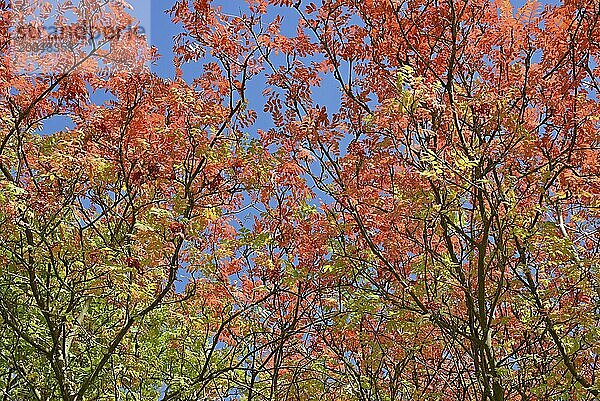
[149,0,301,79]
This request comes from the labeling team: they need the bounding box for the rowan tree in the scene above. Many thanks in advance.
[1,0,600,401]
[189,0,600,400]
[0,1,282,400]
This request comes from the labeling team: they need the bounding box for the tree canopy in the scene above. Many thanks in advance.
[1,0,600,400]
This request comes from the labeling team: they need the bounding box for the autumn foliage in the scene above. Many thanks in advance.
[1,0,600,400]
